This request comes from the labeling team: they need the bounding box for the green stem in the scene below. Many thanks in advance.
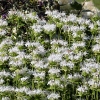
[86,93,90,100]
[80,96,82,100]
[32,67,34,89]
[97,55,100,63]
[0,93,2,100]
[96,90,98,100]
[68,32,71,47]
[32,79,34,89]
[58,28,62,40]
[92,90,95,100]
[16,74,18,87]
[63,91,66,100]
[88,34,93,48]
[54,80,56,93]
[63,71,67,100]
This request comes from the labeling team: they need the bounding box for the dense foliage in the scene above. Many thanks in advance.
[0,3,100,100]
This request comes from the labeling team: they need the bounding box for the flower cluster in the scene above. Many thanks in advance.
[0,8,100,100]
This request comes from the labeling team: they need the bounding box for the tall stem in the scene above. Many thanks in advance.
[96,90,98,100]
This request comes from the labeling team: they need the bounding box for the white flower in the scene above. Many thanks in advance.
[0,30,6,36]
[74,73,82,79]
[8,9,17,15]
[80,67,90,73]
[48,79,60,86]
[96,20,100,26]
[12,27,17,33]
[50,39,57,45]
[62,25,68,32]
[84,61,100,71]
[26,12,37,20]
[19,67,28,74]
[70,26,81,32]
[66,61,74,68]
[67,74,73,79]
[87,79,100,88]
[48,53,62,62]
[45,10,52,15]
[88,79,95,86]
[77,85,88,93]
[47,92,60,99]
[33,71,45,79]
[73,54,81,60]
[24,54,32,60]
[31,42,40,47]
[60,60,67,66]
[37,45,44,52]
[20,76,29,82]
[31,25,42,33]
[72,32,77,37]
[9,60,23,67]
[85,19,91,25]
[43,24,56,32]
[68,55,74,60]
[0,71,11,77]
[62,48,73,55]
[0,38,13,48]
[52,10,59,15]
[17,52,26,59]
[34,60,48,69]
[0,86,14,92]
[61,17,68,23]
[60,12,66,17]
[15,87,29,94]
[0,79,4,84]
[57,40,68,46]
[27,89,44,96]
[72,42,85,50]
[0,56,9,62]
[32,89,44,95]
[77,17,85,25]
[50,39,67,46]
[79,26,85,31]
[25,41,32,47]
[92,72,100,79]
[92,44,100,52]
[67,14,77,22]
[15,41,24,47]
[36,45,46,55]
[16,11,26,18]
[48,68,60,74]
[37,19,46,25]
[68,73,81,79]
[0,19,8,26]
[95,36,100,44]
[9,47,20,53]
[89,23,94,29]
[2,97,10,100]
[31,60,37,65]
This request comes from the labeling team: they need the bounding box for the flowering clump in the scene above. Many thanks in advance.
[0,7,100,100]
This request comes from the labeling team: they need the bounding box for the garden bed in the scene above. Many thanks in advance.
[0,7,100,100]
